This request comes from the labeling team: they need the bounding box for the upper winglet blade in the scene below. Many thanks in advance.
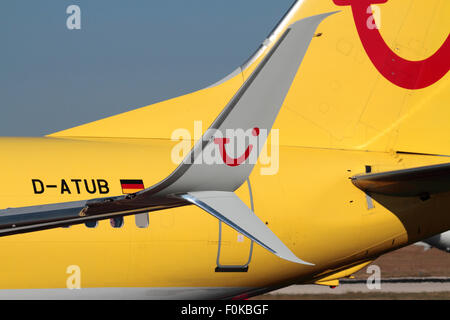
[146,12,338,197]
[177,191,314,265]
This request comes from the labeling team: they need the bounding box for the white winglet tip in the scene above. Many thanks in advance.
[279,252,315,266]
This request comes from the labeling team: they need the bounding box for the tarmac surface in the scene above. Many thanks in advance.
[270,280,450,295]
[253,245,450,299]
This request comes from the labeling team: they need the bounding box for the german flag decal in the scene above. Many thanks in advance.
[120,179,145,194]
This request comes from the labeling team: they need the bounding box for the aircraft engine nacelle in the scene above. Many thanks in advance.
[424,231,450,253]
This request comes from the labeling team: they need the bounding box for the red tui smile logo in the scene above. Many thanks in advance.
[333,0,450,89]
[214,127,260,167]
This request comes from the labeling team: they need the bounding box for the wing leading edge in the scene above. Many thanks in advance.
[0,194,188,237]
[351,163,450,197]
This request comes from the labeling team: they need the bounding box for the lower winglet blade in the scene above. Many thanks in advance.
[177,191,314,265]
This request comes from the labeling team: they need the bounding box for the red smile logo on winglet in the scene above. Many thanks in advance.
[333,0,450,89]
[214,127,260,167]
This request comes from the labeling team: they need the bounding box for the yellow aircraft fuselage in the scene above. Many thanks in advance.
[0,137,448,298]
[0,0,449,299]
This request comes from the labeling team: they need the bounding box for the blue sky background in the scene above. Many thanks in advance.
[0,0,294,136]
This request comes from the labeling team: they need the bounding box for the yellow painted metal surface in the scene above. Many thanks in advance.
[315,280,340,287]
[0,0,449,295]
[50,0,450,156]
[314,261,373,285]
[0,139,448,290]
